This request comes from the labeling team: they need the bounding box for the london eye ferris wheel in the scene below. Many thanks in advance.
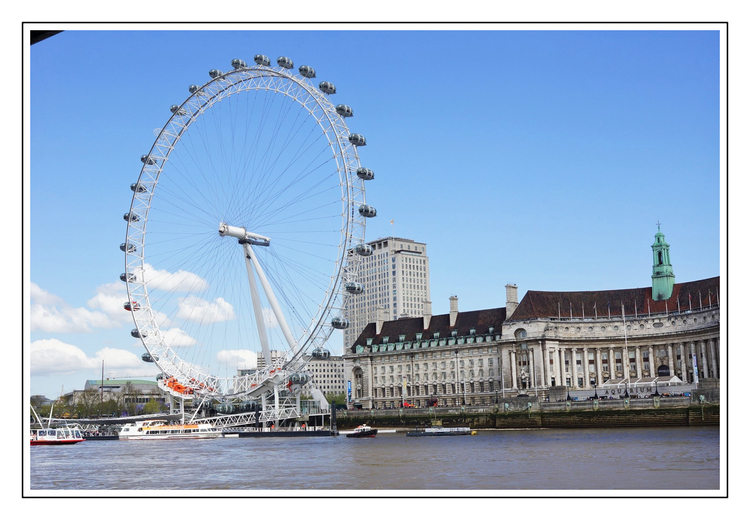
[120,55,375,402]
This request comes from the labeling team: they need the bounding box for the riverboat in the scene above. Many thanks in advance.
[346,424,378,438]
[30,425,85,445]
[406,426,476,437]
[119,420,222,440]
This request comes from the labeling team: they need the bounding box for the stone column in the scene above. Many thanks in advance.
[700,341,708,379]
[679,342,687,382]
[648,345,655,378]
[688,341,697,383]
[529,341,544,388]
[623,345,629,380]
[709,339,718,379]
[571,348,578,388]
[595,348,603,385]
[608,346,615,381]
[510,350,518,389]
[667,343,675,376]
[559,347,567,387]
[582,347,590,388]
[367,356,374,408]
[635,346,642,378]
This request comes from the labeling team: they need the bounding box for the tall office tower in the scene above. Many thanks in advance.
[255,349,285,371]
[343,237,431,349]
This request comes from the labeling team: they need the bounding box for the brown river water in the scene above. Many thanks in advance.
[27,426,720,495]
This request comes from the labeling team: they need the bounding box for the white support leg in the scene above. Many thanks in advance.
[245,243,298,354]
[242,244,271,367]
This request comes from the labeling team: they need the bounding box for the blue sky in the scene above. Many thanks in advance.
[26,26,723,399]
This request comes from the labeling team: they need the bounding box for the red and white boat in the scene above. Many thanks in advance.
[30,425,85,446]
[30,404,85,445]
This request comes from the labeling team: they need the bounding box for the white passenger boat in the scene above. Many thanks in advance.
[406,426,476,437]
[119,420,222,440]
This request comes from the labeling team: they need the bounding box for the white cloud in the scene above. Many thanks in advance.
[87,282,132,324]
[162,328,197,348]
[29,339,154,377]
[30,282,121,333]
[142,263,209,293]
[30,283,64,306]
[92,347,150,372]
[176,296,236,324]
[30,338,97,374]
[216,349,257,370]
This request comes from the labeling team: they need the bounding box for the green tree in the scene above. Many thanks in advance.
[123,382,141,416]
[325,391,346,407]
[99,396,120,417]
[142,390,166,414]
[76,388,100,418]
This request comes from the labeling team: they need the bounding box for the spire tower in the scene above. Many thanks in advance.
[651,221,675,301]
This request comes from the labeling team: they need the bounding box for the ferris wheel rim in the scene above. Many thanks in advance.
[122,59,369,397]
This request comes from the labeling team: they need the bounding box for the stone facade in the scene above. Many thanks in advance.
[343,278,719,410]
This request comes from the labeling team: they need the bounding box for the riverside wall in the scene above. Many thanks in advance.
[334,394,720,430]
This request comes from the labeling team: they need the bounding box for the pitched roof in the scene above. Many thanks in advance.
[350,307,507,352]
[509,276,720,321]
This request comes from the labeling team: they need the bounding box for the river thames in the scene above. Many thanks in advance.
[26,426,720,496]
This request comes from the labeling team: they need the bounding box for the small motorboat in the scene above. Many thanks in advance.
[346,424,378,438]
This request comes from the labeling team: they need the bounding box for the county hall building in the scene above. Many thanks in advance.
[343,227,720,409]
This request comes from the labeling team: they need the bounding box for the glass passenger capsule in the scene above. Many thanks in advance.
[319,81,336,94]
[141,352,154,362]
[208,69,222,78]
[140,155,157,165]
[354,243,373,256]
[120,272,136,283]
[131,328,147,338]
[312,347,332,359]
[170,105,187,116]
[231,59,247,69]
[336,104,353,117]
[120,242,137,253]
[188,85,205,95]
[130,182,147,193]
[358,204,377,218]
[331,317,350,330]
[299,65,316,78]
[124,301,140,311]
[254,54,270,66]
[215,403,233,413]
[356,167,374,180]
[289,373,309,385]
[345,282,364,294]
[348,134,366,146]
[277,56,294,69]
[123,212,140,222]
